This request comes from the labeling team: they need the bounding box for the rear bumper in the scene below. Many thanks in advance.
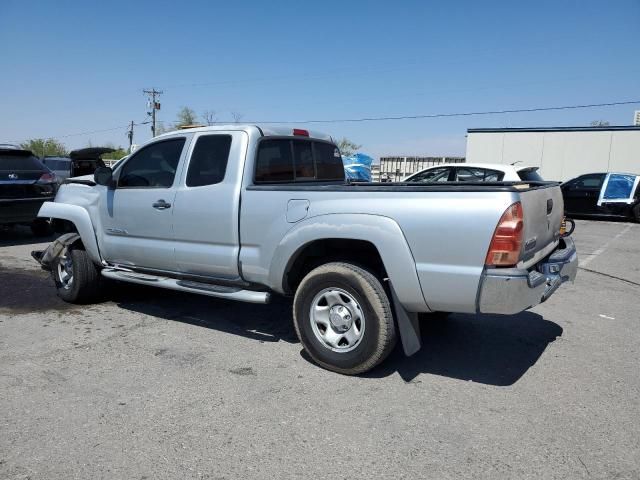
[478,237,578,315]
[0,197,54,224]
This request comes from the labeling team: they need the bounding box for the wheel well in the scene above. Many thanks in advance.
[51,218,78,234]
[284,239,387,293]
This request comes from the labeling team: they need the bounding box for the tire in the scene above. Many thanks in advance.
[31,218,52,237]
[633,204,640,223]
[293,262,397,375]
[51,245,102,304]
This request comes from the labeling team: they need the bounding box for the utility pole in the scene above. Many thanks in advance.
[143,88,163,136]
[127,120,134,151]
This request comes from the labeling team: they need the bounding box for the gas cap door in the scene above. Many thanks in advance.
[286,199,310,223]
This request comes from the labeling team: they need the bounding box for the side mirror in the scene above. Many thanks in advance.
[94,166,114,187]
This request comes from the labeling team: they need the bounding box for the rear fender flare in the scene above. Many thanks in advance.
[37,201,102,264]
[269,213,430,313]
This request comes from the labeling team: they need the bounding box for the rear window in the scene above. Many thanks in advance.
[517,169,544,182]
[43,159,70,171]
[255,139,344,184]
[0,154,45,171]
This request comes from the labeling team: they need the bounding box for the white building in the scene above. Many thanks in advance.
[466,126,640,181]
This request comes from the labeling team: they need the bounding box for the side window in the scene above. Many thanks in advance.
[118,138,185,188]
[407,167,450,183]
[576,174,605,190]
[255,139,294,183]
[186,135,232,187]
[603,174,636,200]
[455,167,503,182]
[483,169,504,181]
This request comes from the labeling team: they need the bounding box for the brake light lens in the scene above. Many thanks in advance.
[37,172,57,184]
[292,128,309,137]
[485,202,524,267]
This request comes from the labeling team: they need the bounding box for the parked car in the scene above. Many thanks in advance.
[0,144,57,235]
[561,172,640,221]
[403,163,543,183]
[33,125,577,374]
[42,147,114,184]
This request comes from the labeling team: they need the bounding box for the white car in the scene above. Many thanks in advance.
[403,163,543,183]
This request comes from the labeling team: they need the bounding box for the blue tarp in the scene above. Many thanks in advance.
[342,153,373,182]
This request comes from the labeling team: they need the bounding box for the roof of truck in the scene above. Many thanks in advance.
[156,124,334,142]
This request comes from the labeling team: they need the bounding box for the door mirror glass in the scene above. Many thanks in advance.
[94,166,113,186]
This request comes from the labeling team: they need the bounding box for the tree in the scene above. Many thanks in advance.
[336,137,362,157]
[230,111,244,123]
[202,110,217,126]
[590,120,610,127]
[175,106,199,128]
[155,121,173,135]
[20,138,68,157]
[101,144,129,160]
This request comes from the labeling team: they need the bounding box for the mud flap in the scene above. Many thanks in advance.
[31,233,81,271]
[389,284,422,356]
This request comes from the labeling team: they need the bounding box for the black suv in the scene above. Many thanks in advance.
[0,144,58,236]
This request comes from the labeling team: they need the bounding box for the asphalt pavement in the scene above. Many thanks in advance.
[0,219,638,479]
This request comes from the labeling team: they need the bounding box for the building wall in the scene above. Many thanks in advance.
[466,129,640,181]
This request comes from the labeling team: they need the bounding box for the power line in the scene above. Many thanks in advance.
[7,99,639,144]
[246,100,640,124]
[8,121,151,145]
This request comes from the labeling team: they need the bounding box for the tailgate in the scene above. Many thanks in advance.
[517,184,563,267]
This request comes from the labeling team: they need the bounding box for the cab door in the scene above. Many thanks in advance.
[97,136,189,270]
[171,131,248,280]
[562,174,605,215]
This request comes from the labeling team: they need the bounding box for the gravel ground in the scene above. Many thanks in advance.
[1,219,639,480]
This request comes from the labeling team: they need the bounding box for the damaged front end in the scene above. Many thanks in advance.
[31,233,81,271]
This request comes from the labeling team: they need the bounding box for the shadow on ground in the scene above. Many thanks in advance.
[0,225,55,248]
[364,311,563,385]
[114,285,561,385]
[1,266,562,386]
[111,284,298,344]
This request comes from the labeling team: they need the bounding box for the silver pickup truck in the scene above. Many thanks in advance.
[34,125,577,374]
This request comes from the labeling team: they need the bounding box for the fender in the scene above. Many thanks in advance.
[268,213,431,313]
[37,201,102,264]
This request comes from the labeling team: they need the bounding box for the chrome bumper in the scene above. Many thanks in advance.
[478,237,578,315]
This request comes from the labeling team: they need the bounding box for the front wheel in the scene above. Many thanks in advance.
[51,245,102,304]
[293,262,397,375]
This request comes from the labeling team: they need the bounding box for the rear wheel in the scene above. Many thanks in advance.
[51,245,102,303]
[293,262,396,375]
[633,204,640,223]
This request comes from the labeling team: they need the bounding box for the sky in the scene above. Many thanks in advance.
[1,0,639,160]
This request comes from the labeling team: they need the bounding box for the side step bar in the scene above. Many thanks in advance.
[101,269,270,304]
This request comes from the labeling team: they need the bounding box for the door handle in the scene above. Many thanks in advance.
[152,199,171,210]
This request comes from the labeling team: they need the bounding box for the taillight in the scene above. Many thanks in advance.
[292,128,309,137]
[37,172,57,184]
[485,202,524,267]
